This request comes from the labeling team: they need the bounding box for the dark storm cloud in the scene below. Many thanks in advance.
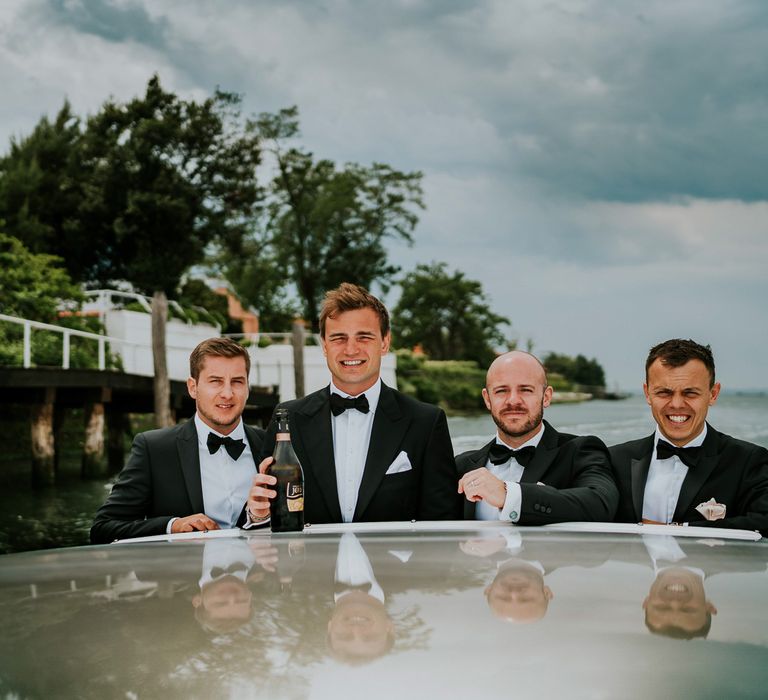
[38,0,169,48]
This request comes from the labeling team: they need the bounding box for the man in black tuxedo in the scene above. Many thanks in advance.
[456,351,617,523]
[610,338,768,536]
[246,283,461,524]
[91,338,265,544]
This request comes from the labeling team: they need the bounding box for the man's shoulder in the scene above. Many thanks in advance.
[708,426,768,459]
[456,440,493,469]
[136,421,192,445]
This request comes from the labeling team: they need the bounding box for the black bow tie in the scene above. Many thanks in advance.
[656,439,701,469]
[207,432,246,460]
[210,562,249,579]
[330,392,370,416]
[488,444,536,467]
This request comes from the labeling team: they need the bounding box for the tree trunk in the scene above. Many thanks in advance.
[152,290,173,428]
[292,319,306,399]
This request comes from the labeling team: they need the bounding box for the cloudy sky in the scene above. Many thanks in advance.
[1,0,767,390]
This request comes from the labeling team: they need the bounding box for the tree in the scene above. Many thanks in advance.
[0,76,263,426]
[0,233,82,320]
[543,352,606,388]
[242,107,424,330]
[393,262,509,367]
[0,103,89,278]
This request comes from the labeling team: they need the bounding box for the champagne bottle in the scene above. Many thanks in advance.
[268,408,305,532]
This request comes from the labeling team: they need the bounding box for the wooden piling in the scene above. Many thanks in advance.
[30,387,56,486]
[292,320,306,399]
[82,401,107,478]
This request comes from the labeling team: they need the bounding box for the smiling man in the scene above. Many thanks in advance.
[90,338,264,544]
[610,339,768,535]
[247,283,461,524]
[457,351,617,523]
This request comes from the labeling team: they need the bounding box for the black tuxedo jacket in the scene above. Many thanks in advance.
[255,383,462,524]
[456,421,618,524]
[609,425,768,536]
[90,420,265,544]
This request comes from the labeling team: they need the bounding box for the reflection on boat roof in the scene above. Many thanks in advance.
[0,522,766,699]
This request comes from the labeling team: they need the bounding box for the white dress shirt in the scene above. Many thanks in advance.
[165,414,255,532]
[642,424,707,524]
[476,423,545,522]
[334,532,384,603]
[330,379,381,523]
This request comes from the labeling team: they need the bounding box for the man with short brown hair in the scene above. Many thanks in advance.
[610,338,768,535]
[247,282,461,524]
[91,337,264,543]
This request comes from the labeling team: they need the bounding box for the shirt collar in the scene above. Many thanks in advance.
[330,378,382,414]
[653,422,707,449]
[195,413,245,447]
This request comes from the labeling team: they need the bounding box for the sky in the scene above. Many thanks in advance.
[1,0,767,390]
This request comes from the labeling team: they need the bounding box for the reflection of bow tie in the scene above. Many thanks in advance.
[488,444,536,467]
[330,393,370,416]
[210,562,248,578]
[334,581,372,594]
[656,439,701,468]
[207,432,246,460]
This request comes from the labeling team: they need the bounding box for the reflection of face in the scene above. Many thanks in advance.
[644,359,720,447]
[327,591,394,663]
[482,353,553,447]
[193,577,253,633]
[187,355,249,435]
[485,562,553,623]
[643,568,716,637]
[321,308,391,396]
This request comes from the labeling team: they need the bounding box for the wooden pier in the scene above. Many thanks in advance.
[0,367,278,485]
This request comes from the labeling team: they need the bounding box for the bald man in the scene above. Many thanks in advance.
[457,351,618,524]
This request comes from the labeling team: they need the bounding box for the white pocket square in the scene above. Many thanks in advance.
[385,451,412,475]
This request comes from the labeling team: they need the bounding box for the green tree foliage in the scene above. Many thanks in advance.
[0,103,87,277]
[393,262,509,368]
[0,232,82,320]
[0,75,262,296]
[543,352,606,388]
[234,107,424,330]
[0,233,110,368]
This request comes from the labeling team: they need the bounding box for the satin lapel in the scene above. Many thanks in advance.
[674,426,721,522]
[354,385,410,520]
[630,438,654,522]
[177,421,204,513]
[293,390,342,522]
[520,423,559,484]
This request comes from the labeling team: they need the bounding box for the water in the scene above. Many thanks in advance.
[1,394,766,554]
[449,393,768,452]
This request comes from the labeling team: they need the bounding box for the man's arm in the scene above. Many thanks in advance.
[90,433,173,544]
[518,436,619,524]
[90,432,219,543]
[417,408,463,520]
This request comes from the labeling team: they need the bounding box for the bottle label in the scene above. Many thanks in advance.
[276,432,290,441]
[287,483,304,512]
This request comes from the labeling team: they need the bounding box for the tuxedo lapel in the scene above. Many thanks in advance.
[674,425,721,522]
[177,420,204,513]
[354,384,410,520]
[630,436,654,521]
[293,389,342,522]
[521,422,559,485]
